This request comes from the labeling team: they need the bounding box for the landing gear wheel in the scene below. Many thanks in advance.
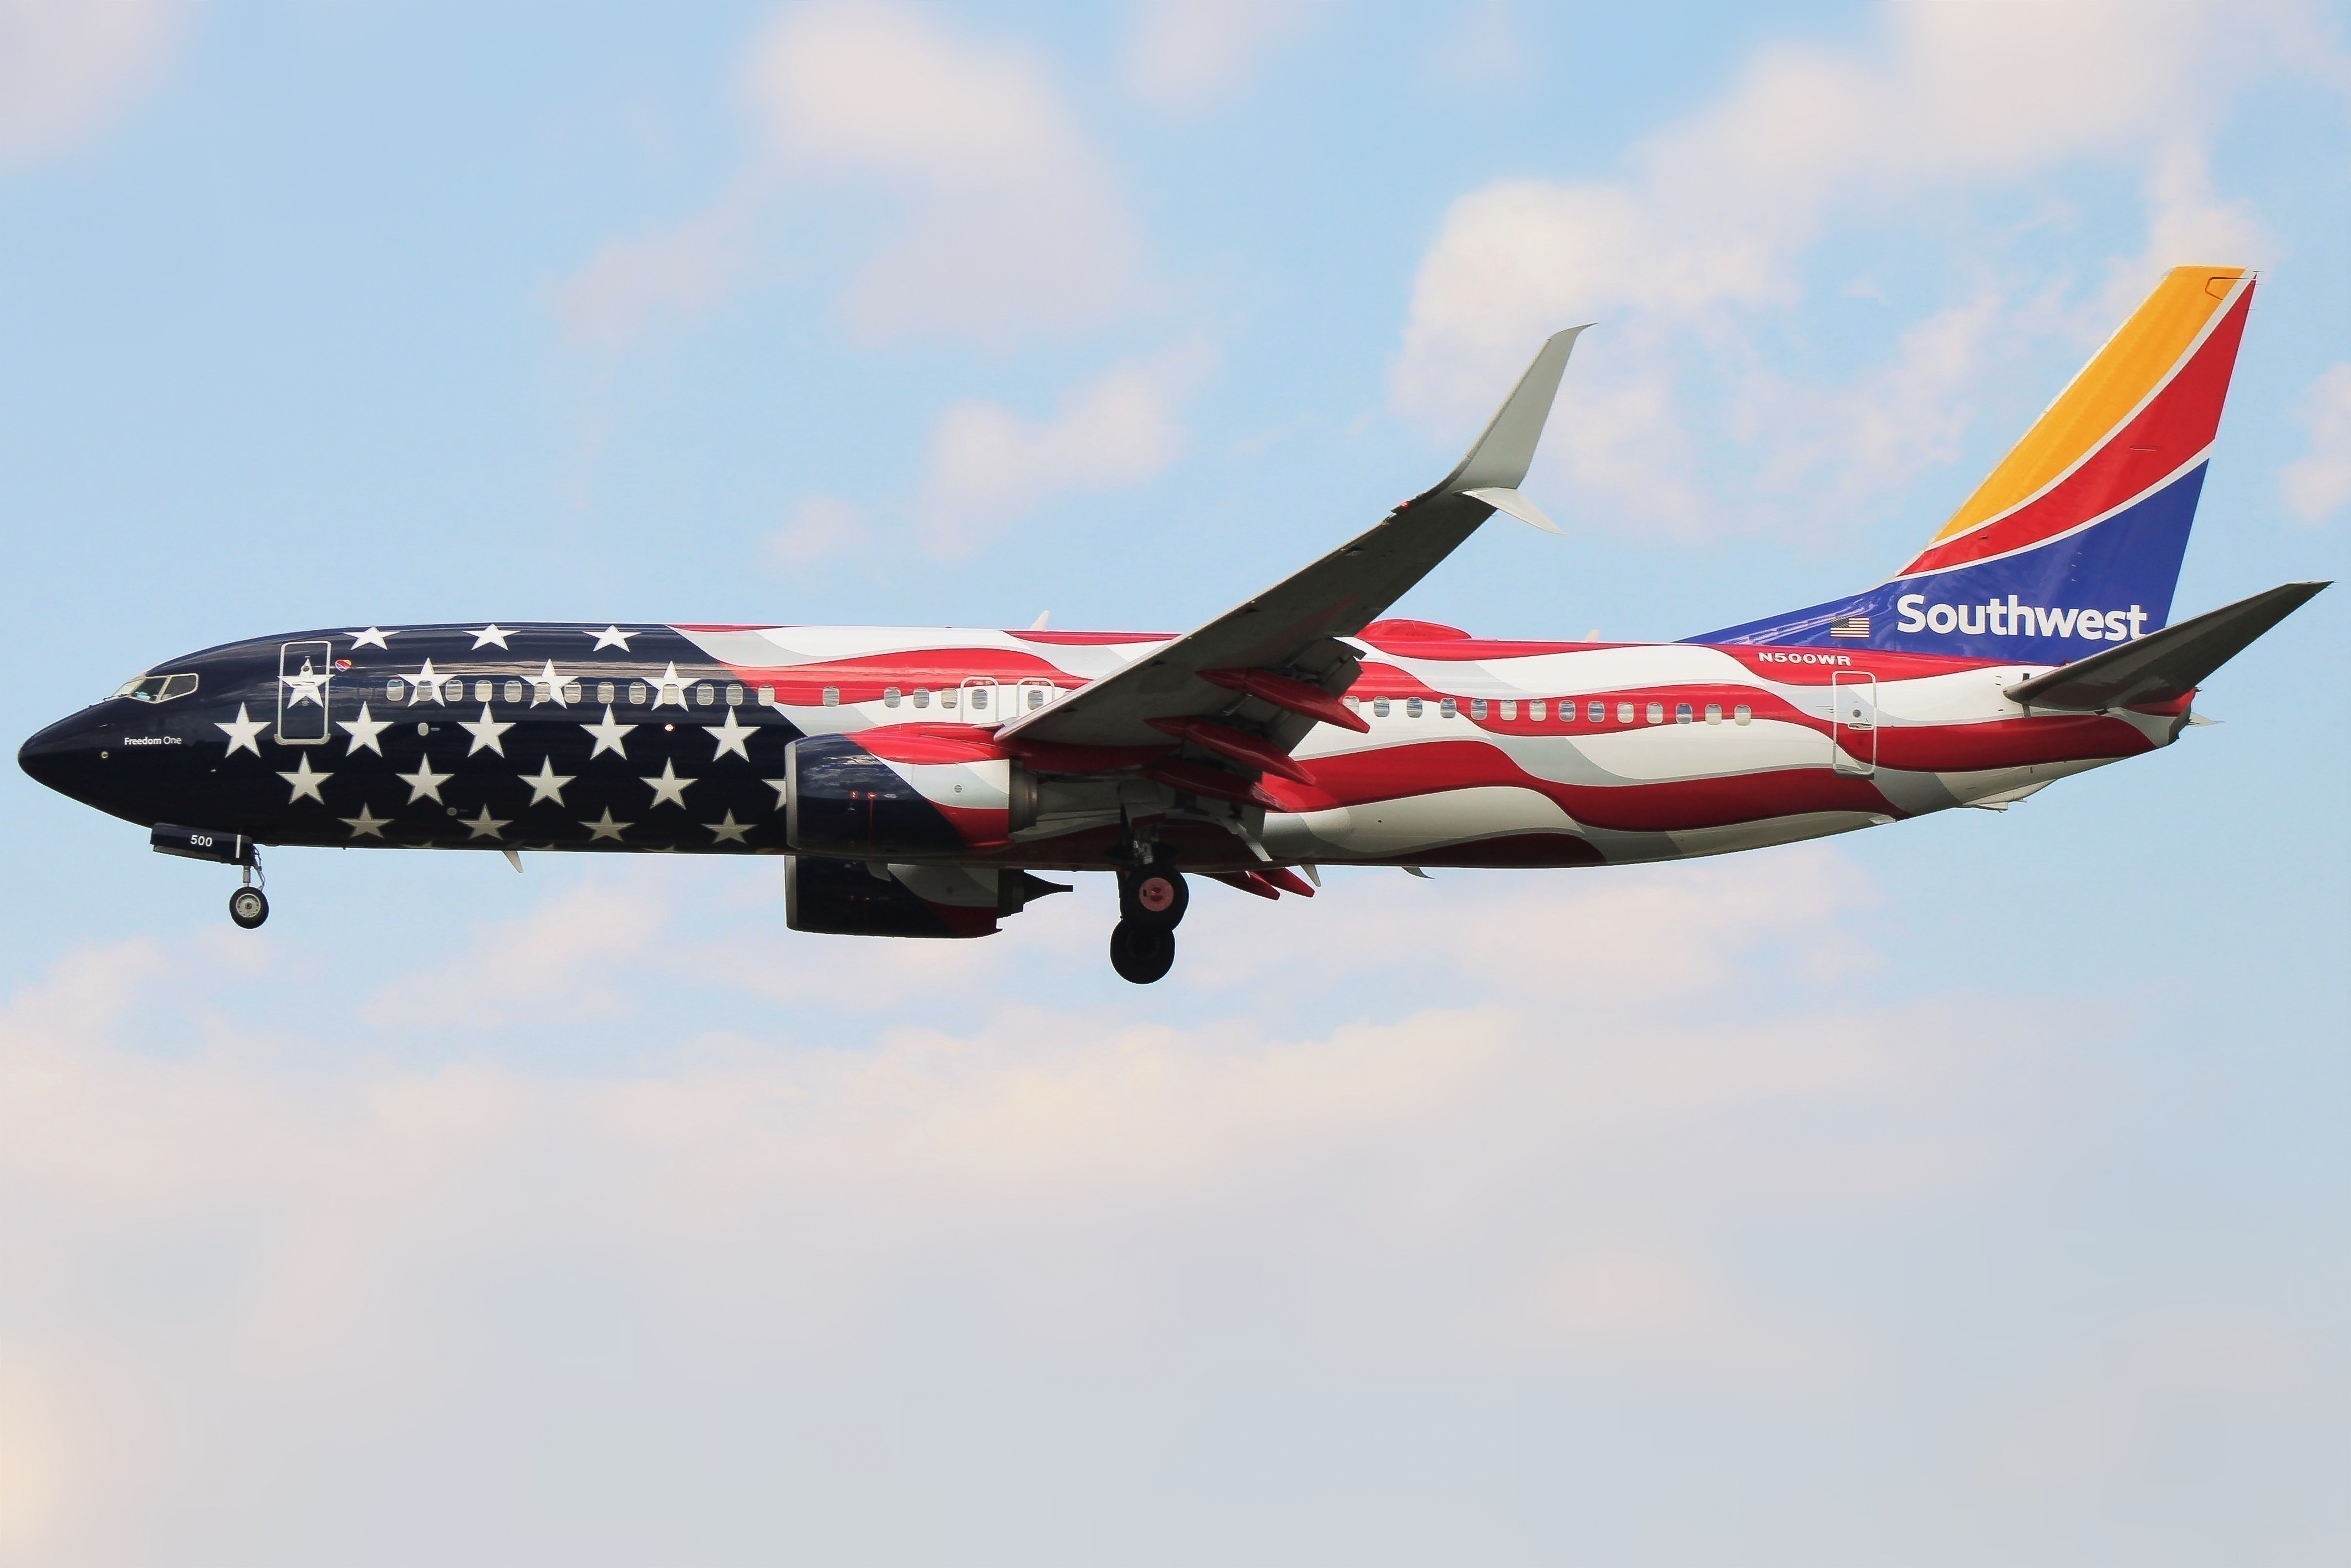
[1109,918,1176,984]
[1119,867,1189,929]
[228,887,269,929]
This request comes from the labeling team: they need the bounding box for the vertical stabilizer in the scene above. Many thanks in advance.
[1694,268,2255,661]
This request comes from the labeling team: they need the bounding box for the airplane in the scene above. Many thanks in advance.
[17,265,2327,983]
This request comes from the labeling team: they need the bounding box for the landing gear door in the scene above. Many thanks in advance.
[1830,671,1876,777]
[276,639,333,744]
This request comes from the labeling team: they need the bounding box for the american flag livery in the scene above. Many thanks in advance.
[17,269,2328,983]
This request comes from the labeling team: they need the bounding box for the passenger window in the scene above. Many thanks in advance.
[1343,695,1361,712]
[970,687,990,711]
[1588,701,1604,723]
[884,687,901,707]
[822,687,840,706]
[1500,700,1517,720]
[1646,702,1664,724]
[1675,703,1692,724]
[1026,686,1046,709]
[758,685,776,706]
[1406,698,1424,718]
[1440,698,1457,718]
[1374,698,1391,717]
[1471,698,1488,719]
[629,682,647,705]
[1529,700,1546,721]
[1734,704,1752,725]
[726,683,743,706]
[562,680,582,704]
[387,678,406,702]
[912,688,931,709]
[471,680,488,703]
[1705,703,1722,724]
[695,682,715,707]
[504,678,523,703]
[597,681,616,704]
[941,689,957,709]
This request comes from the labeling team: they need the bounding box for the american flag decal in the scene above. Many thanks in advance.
[1828,614,1870,640]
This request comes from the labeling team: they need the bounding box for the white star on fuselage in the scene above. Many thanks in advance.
[467,624,513,650]
[217,704,267,757]
[582,705,636,760]
[532,660,569,707]
[277,753,333,803]
[350,627,392,650]
[582,807,631,841]
[282,661,327,709]
[648,661,690,710]
[458,703,514,757]
[461,804,511,840]
[407,659,445,705]
[761,778,789,811]
[396,753,453,804]
[340,804,391,838]
[702,707,754,761]
[641,758,696,808]
[591,625,634,651]
[522,757,574,806]
[703,810,752,845]
[338,701,392,755]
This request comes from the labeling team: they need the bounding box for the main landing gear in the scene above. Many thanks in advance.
[1109,866,1187,984]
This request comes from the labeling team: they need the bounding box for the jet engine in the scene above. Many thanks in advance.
[784,855,1067,939]
[782,733,1039,857]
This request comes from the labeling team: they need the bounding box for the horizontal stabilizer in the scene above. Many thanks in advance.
[2005,580,2329,711]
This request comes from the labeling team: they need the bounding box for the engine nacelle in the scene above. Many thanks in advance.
[782,733,1038,857]
[784,856,1067,939]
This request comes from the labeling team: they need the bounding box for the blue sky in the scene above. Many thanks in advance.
[2,2,2348,1562]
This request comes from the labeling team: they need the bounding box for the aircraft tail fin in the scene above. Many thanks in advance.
[1692,267,2256,661]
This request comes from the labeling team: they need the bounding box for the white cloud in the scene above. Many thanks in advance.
[2281,362,2351,522]
[1390,0,2332,540]
[919,339,1216,553]
[743,0,1141,341]
[764,494,866,564]
[0,848,2332,1559]
[558,1,1142,348]
[0,0,191,172]
[552,189,758,348]
[1123,0,1330,112]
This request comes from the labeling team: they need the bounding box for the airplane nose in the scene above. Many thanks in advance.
[19,711,105,800]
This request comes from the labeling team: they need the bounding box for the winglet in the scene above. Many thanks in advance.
[1424,325,1588,499]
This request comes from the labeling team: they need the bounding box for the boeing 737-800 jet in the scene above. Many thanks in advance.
[18,266,2327,982]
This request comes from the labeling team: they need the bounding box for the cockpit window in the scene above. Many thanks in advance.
[111,673,199,704]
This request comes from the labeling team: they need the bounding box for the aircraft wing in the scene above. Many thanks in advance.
[998,326,1587,754]
[2003,580,2329,711]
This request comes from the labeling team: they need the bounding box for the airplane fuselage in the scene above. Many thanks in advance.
[19,618,2184,878]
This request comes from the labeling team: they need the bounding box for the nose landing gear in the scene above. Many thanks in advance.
[1109,866,1187,984]
[229,850,267,929]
